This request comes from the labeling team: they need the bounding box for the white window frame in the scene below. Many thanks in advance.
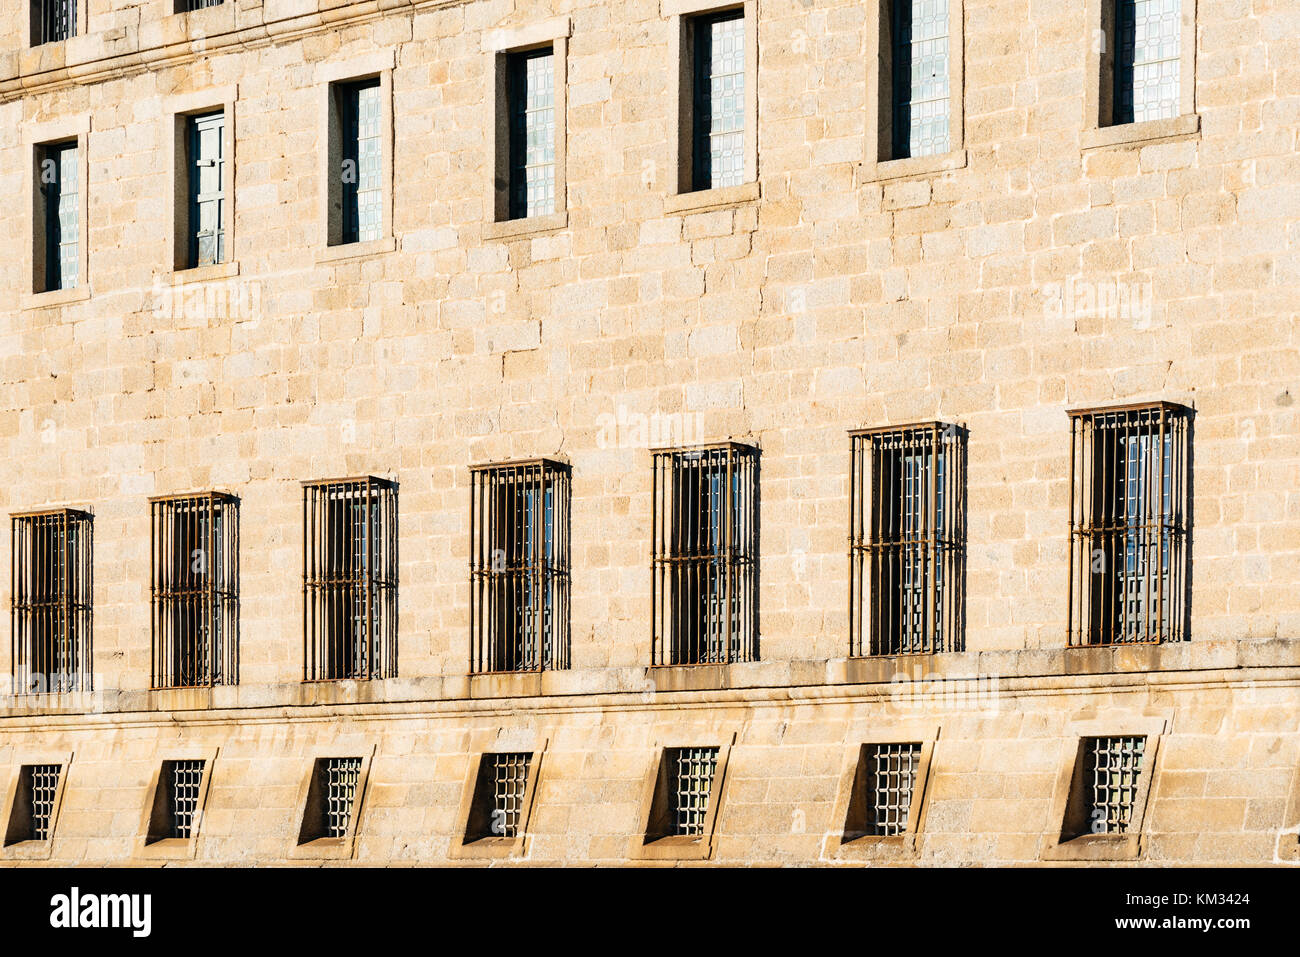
[165,86,238,280]
[22,115,90,309]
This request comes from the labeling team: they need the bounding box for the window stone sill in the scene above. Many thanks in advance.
[858,149,968,184]
[483,211,568,241]
[1041,833,1141,862]
[21,284,91,310]
[173,260,240,282]
[1081,114,1201,151]
[316,236,396,264]
[664,181,759,215]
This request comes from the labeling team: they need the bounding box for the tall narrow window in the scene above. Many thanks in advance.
[1112,0,1181,125]
[507,49,556,219]
[37,142,79,291]
[11,510,93,694]
[31,0,75,46]
[470,460,570,673]
[338,79,382,244]
[186,111,226,268]
[889,0,951,158]
[1068,403,1190,646]
[850,424,965,657]
[651,444,758,666]
[303,478,398,681]
[690,10,745,191]
[151,493,239,688]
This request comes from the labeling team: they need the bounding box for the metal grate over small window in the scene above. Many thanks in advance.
[33,0,76,46]
[488,753,532,838]
[1113,0,1181,125]
[323,758,363,839]
[11,509,93,694]
[151,493,239,688]
[890,0,951,158]
[507,48,557,219]
[303,477,398,681]
[1086,736,1146,834]
[865,743,922,836]
[470,460,570,673]
[167,760,205,840]
[28,765,61,842]
[651,444,758,666]
[1068,403,1190,646]
[691,10,746,190]
[177,0,224,11]
[850,424,965,656]
[669,747,718,836]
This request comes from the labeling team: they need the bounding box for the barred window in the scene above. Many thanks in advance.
[1113,0,1181,125]
[1068,403,1190,646]
[11,509,93,694]
[322,758,362,839]
[864,743,922,836]
[163,760,205,840]
[651,444,758,666]
[889,0,951,158]
[850,424,965,656]
[470,460,570,673]
[303,478,398,681]
[690,10,746,191]
[1084,736,1146,835]
[507,48,557,219]
[151,493,239,688]
[38,141,79,292]
[31,0,75,46]
[176,0,223,10]
[186,111,226,268]
[669,747,719,837]
[466,752,534,842]
[8,765,62,843]
[338,78,383,243]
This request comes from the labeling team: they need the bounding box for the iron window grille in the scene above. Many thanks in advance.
[164,760,205,840]
[651,443,758,666]
[1084,736,1146,834]
[22,765,62,842]
[186,111,226,268]
[864,743,922,836]
[151,493,239,688]
[669,747,719,837]
[470,460,570,673]
[11,509,93,694]
[488,753,531,839]
[322,757,362,839]
[507,48,557,219]
[1113,0,1181,125]
[338,78,383,244]
[1067,403,1190,647]
[889,0,951,158]
[690,9,746,191]
[850,423,966,656]
[176,0,223,10]
[32,0,75,46]
[303,477,398,681]
[38,141,79,291]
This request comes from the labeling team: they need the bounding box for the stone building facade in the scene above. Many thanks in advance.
[0,0,1297,865]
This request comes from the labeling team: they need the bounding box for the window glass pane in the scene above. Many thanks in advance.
[341,79,383,243]
[891,0,950,159]
[508,49,556,219]
[188,111,225,268]
[41,142,78,290]
[1114,0,1181,124]
[692,12,745,190]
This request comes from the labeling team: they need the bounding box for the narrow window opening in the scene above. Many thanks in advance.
[36,142,79,292]
[186,111,226,269]
[689,10,745,191]
[889,0,951,158]
[507,49,557,219]
[338,79,383,244]
[4,765,62,845]
[11,510,93,694]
